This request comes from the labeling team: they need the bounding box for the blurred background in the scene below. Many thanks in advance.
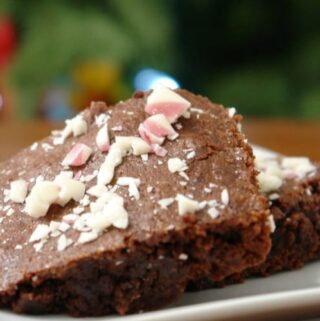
[1,0,320,121]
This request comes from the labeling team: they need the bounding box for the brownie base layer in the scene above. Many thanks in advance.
[0,217,270,316]
[0,89,271,316]
[188,168,320,291]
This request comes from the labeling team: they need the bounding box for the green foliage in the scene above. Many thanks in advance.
[207,67,293,117]
[6,0,174,118]
[3,0,320,118]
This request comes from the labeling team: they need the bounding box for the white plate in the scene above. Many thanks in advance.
[2,146,320,321]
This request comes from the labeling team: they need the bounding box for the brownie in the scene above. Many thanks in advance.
[0,87,271,316]
[189,155,320,290]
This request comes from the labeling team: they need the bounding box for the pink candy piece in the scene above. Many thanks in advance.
[143,114,177,138]
[74,171,82,180]
[145,102,189,123]
[62,143,92,167]
[151,144,168,157]
[145,84,191,123]
[96,123,110,152]
[138,123,164,145]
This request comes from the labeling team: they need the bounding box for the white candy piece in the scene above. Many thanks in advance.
[55,178,86,207]
[86,212,112,233]
[208,207,219,219]
[257,172,283,194]
[221,189,229,205]
[255,155,316,194]
[145,84,191,123]
[117,177,141,200]
[98,144,124,185]
[281,157,315,179]
[55,171,73,180]
[78,231,99,244]
[25,181,60,218]
[268,215,276,233]
[95,113,109,127]
[57,234,73,251]
[113,136,152,156]
[29,224,50,242]
[9,180,28,203]
[87,184,109,198]
[168,158,188,173]
[90,191,124,214]
[176,194,201,216]
[132,138,152,155]
[158,197,175,209]
[103,199,128,229]
[62,143,92,167]
[96,123,110,152]
[62,115,88,140]
[228,107,236,117]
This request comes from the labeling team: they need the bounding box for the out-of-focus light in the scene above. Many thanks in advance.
[134,68,180,91]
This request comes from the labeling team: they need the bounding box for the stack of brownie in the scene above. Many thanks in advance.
[0,85,318,316]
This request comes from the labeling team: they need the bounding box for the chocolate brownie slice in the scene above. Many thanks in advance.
[0,86,271,316]
[189,155,320,290]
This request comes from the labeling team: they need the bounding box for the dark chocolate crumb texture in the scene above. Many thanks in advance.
[189,155,320,290]
[0,86,271,316]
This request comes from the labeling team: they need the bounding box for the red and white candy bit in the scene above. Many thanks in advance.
[145,84,191,123]
[143,114,177,138]
[96,123,110,152]
[151,144,168,157]
[62,143,92,167]
[138,123,165,145]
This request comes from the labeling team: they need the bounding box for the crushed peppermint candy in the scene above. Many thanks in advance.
[168,158,188,173]
[25,182,60,218]
[111,125,123,131]
[158,197,175,209]
[190,107,204,114]
[98,144,124,185]
[9,179,28,203]
[57,234,73,251]
[208,206,219,219]
[178,253,188,260]
[267,215,276,233]
[96,123,110,152]
[6,208,14,216]
[186,151,196,159]
[257,172,282,194]
[176,194,201,216]
[87,184,109,198]
[145,83,191,123]
[117,177,141,200]
[228,107,236,117]
[54,177,85,207]
[30,142,38,151]
[143,114,177,140]
[64,115,87,137]
[95,113,109,127]
[255,155,316,194]
[221,189,229,205]
[141,154,149,162]
[25,177,85,218]
[29,224,50,243]
[62,143,92,167]
[78,231,98,244]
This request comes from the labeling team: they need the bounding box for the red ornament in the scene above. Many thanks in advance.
[0,17,16,70]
